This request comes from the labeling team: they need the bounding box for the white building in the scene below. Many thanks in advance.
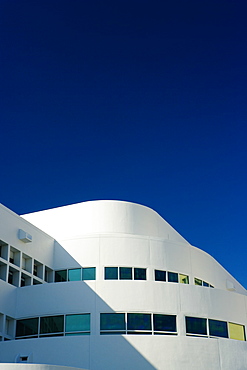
[0,200,246,370]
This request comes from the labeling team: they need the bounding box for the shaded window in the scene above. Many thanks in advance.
[40,315,64,335]
[179,274,189,284]
[203,281,209,287]
[194,278,202,286]
[127,313,151,331]
[105,267,118,280]
[229,322,246,341]
[168,272,178,283]
[16,318,39,338]
[65,314,90,335]
[153,314,176,333]
[155,270,166,282]
[68,269,81,281]
[209,319,228,338]
[119,267,132,280]
[134,268,146,280]
[186,317,207,335]
[100,313,125,333]
[55,270,67,282]
[83,267,96,280]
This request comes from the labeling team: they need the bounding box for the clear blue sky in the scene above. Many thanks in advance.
[1,0,247,287]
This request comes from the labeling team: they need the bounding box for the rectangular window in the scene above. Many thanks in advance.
[153,314,177,333]
[168,272,178,283]
[65,314,90,335]
[203,281,209,287]
[134,268,146,280]
[209,319,228,338]
[40,315,64,335]
[16,318,39,338]
[100,313,125,334]
[127,313,151,332]
[68,269,81,281]
[228,322,246,341]
[119,267,132,280]
[55,270,67,282]
[155,270,166,282]
[179,274,189,284]
[194,278,202,286]
[82,267,96,280]
[186,317,207,336]
[104,267,118,280]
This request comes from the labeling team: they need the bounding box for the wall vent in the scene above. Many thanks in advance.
[18,229,32,243]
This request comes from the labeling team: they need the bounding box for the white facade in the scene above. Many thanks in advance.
[0,200,247,370]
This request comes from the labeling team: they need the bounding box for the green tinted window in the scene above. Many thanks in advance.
[168,272,178,283]
[68,269,81,281]
[120,267,132,280]
[55,270,67,282]
[186,317,207,335]
[16,318,39,338]
[40,315,64,334]
[100,313,125,331]
[194,278,202,286]
[153,314,176,332]
[105,267,118,280]
[127,313,151,331]
[134,268,146,280]
[209,319,228,338]
[155,270,166,281]
[83,267,96,280]
[65,314,90,332]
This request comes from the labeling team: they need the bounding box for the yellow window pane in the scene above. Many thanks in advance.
[229,322,245,341]
[194,278,202,286]
[179,274,189,284]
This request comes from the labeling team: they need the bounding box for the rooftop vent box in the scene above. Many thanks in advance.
[18,229,32,243]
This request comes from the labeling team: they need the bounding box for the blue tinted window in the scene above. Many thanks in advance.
[168,272,178,283]
[155,270,166,281]
[100,313,125,331]
[105,267,118,280]
[127,313,151,331]
[120,267,132,280]
[68,269,81,281]
[55,270,67,282]
[203,281,209,287]
[83,267,96,280]
[134,268,146,280]
[66,314,90,333]
[186,317,207,335]
[153,314,176,332]
[209,319,228,338]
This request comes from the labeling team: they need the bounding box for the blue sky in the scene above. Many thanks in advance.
[1,0,247,287]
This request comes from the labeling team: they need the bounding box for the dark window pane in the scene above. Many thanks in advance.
[134,268,146,280]
[68,269,81,281]
[55,270,67,282]
[209,319,228,338]
[105,267,118,280]
[127,313,151,330]
[83,267,96,280]
[120,267,132,280]
[66,314,90,332]
[168,272,178,283]
[203,281,209,287]
[16,318,39,337]
[153,314,176,332]
[155,270,166,281]
[186,317,207,335]
[40,315,64,334]
[100,313,125,330]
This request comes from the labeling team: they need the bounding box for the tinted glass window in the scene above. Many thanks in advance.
[68,269,81,281]
[105,267,118,280]
[203,281,209,287]
[83,267,96,280]
[66,314,90,332]
[186,317,207,335]
[179,274,189,284]
[40,315,64,334]
[55,270,67,282]
[153,314,176,332]
[119,267,132,280]
[155,270,166,282]
[127,313,151,330]
[100,313,125,330]
[134,268,146,280]
[194,278,202,286]
[209,319,228,338]
[229,322,246,341]
[168,272,178,283]
[16,318,39,337]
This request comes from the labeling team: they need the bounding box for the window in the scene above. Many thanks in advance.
[16,318,39,339]
[186,317,207,336]
[155,270,166,282]
[179,274,189,284]
[127,313,151,333]
[209,319,228,338]
[55,270,67,282]
[229,322,246,341]
[68,269,81,281]
[119,267,132,280]
[194,278,202,286]
[203,281,209,287]
[168,272,178,283]
[65,314,90,335]
[83,267,96,280]
[40,315,64,336]
[100,313,125,334]
[105,267,118,280]
[153,314,176,334]
[134,268,146,280]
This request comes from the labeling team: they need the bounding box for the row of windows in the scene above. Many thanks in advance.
[15,313,245,341]
[55,268,96,282]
